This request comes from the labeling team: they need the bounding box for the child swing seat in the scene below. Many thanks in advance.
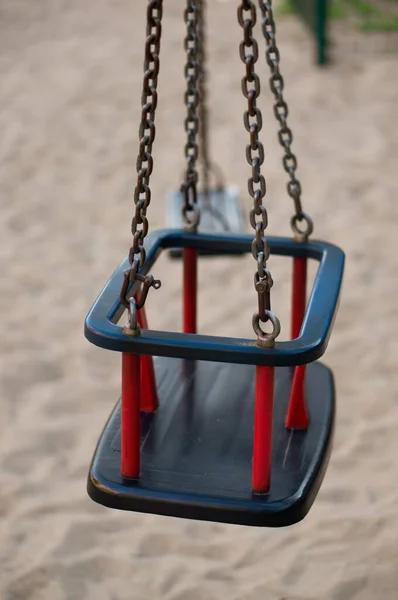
[84,0,345,528]
[85,230,343,527]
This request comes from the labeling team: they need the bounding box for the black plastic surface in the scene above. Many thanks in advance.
[87,358,335,527]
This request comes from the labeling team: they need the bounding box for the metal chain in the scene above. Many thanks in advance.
[197,0,224,196]
[196,0,228,231]
[257,0,313,242]
[197,0,228,230]
[237,0,280,347]
[197,0,211,200]
[181,0,201,233]
[120,0,163,321]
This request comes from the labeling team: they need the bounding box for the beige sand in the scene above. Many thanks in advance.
[1,1,398,599]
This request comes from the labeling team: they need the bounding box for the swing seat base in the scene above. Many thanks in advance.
[87,358,335,527]
[166,186,246,258]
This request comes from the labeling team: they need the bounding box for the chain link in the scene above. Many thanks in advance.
[181,0,201,233]
[257,0,313,242]
[121,0,163,317]
[238,0,280,347]
[197,0,211,200]
[197,0,227,225]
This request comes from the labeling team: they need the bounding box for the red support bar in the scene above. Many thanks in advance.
[285,364,309,429]
[287,257,310,430]
[136,302,158,413]
[252,366,274,493]
[183,248,198,334]
[121,353,141,478]
[291,257,307,340]
[136,300,149,330]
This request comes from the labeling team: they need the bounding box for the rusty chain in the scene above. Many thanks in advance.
[257,0,313,242]
[197,0,228,229]
[120,0,163,326]
[238,0,280,347]
[197,0,211,200]
[181,0,201,233]
[120,0,311,339]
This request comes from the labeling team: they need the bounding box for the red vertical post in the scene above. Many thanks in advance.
[252,365,274,493]
[183,248,198,334]
[136,302,158,413]
[286,257,309,430]
[286,364,308,429]
[121,353,141,478]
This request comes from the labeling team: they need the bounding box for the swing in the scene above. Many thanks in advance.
[85,0,344,528]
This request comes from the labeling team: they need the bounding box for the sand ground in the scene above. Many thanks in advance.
[1,1,398,599]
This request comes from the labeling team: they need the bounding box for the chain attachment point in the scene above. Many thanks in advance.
[290,212,313,243]
[181,179,201,232]
[252,310,281,348]
[238,0,280,347]
[123,297,141,336]
[255,270,273,321]
[121,0,163,314]
[120,259,162,310]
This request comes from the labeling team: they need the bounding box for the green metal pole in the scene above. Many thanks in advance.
[316,0,329,65]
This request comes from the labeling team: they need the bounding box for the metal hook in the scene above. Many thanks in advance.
[252,310,281,348]
[135,273,161,310]
[120,268,161,311]
[123,297,141,336]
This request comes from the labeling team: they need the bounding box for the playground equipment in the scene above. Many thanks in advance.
[292,0,329,65]
[85,0,344,527]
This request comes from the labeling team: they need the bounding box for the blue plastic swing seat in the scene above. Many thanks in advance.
[85,230,344,527]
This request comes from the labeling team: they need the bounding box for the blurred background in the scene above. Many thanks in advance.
[1,1,398,599]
